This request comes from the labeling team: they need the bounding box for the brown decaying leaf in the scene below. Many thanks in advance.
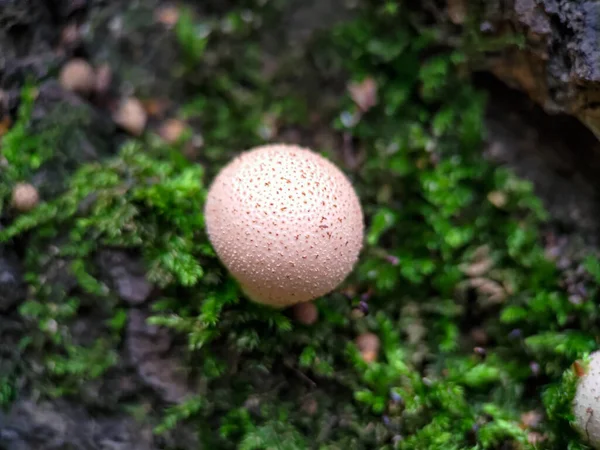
[61,23,80,47]
[0,116,12,137]
[527,432,547,445]
[462,258,494,278]
[487,190,507,208]
[468,277,506,303]
[460,245,494,277]
[347,77,378,112]
[142,98,170,117]
[573,360,586,378]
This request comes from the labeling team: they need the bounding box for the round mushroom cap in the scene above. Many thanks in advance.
[204,143,364,308]
[355,332,380,363]
[11,182,39,212]
[158,118,187,144]
[293,302,319,325]
[355,332,380,352]
[59,58,96,95]
[574,351,600,448]
[112,97,147,136]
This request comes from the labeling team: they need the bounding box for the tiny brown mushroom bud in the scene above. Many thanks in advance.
[112,97,147,136]
[11,182,39,212]
[355,332,380,363]
[59,58,96,95]
[361,350,378,364]
[293,302,318,325]
[155,6,179,27]
[158,118,187,144]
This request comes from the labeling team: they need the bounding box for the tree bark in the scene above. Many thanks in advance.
[445,0,600,140]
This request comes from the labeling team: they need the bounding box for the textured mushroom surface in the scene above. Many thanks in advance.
[573,351,600,448]
[204,144,364,307]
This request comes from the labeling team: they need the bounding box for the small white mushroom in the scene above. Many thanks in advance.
[574,351,600,448]
[158,118,188,144]
[112,97,147,136]
[293,302,318,325]
[355,332,380,363]
[11,182,39,212]
[204,143,364,308]
[58,58,96,96]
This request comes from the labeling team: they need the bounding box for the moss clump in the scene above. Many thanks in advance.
[0,0,599,449]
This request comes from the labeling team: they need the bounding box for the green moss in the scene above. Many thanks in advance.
[0,376,17,410]
[0,83,44,212]
[1,0,598,449]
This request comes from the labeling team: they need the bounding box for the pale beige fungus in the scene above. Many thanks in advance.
[59,58,96,95]
[204,143,364,307]
[573,351,600,448]
[293,302,319,325]
[11,182,39,212]
[355,332,380,363]
[159,118,187,144]
[112,97,147,136]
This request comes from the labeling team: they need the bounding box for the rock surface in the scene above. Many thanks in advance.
[0,249,24,312]
[126,309,192,403]
[446,0,600,140]
[0,399,155,450]
[96,250,153,305]
[479,75,600,243]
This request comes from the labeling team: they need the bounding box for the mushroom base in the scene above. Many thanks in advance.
[239,282,325,309]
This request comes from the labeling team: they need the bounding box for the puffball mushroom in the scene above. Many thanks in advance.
[204,143,364,308]
[11,183,39,212]
[573,351,600,448]
[355,332,380,363]
[293,302,318,325]
[59,58,96,95]
[158,118,188,144]
[112,97,147,136]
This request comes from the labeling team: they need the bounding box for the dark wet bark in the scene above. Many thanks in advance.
[441,0,600,139]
